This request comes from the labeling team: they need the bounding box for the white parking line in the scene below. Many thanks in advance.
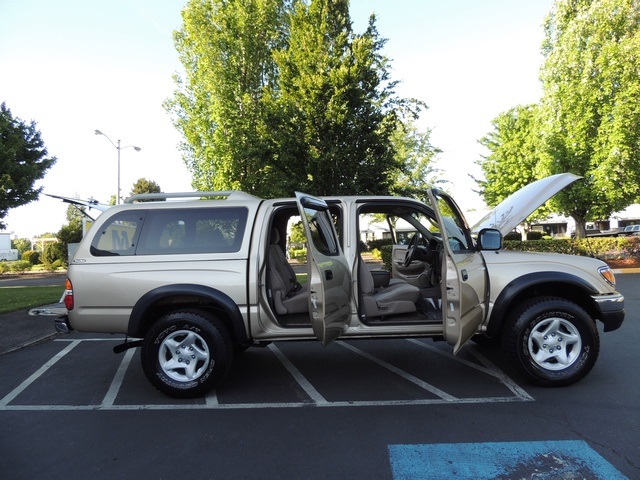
[336,341,458,401]
[0,338,533,410]
[407,339,534,402]
[267,343,327,405]
[102,348,136,407]
[0,340,81,408]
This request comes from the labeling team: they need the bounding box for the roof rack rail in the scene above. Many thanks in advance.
[124,191,258,203]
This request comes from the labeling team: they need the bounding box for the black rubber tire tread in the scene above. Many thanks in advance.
[503,296,600,387]
[141,310,233,398]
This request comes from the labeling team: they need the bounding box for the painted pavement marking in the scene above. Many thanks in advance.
[0,337,532,411]
[388,440,627,480]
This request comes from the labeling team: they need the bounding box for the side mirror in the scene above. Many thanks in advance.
[477,228,502,251]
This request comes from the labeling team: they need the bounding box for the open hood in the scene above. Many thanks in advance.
[471,173,582,236]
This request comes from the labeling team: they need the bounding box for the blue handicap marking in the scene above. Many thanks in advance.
[388,440,627,479]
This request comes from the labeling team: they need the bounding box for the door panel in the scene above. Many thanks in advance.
[391,245,430,286]
[295,192,351,346]
[427,190,487,354]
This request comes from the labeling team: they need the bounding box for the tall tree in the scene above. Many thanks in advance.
[269,1,402,196]
[477,105,553,238]
[477,105,543,207]
[168,0,439,199]
[389,103,442,198]
[0,103,56,229]
[166,0,289,195]
[539,0,640,237]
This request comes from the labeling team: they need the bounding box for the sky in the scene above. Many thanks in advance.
[1,0,554,239]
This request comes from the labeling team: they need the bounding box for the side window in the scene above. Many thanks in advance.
[90,207,248,256]
[302,205,339,256]
[90,211,146,256]
[432,194,472,252]
[136,207,248,255]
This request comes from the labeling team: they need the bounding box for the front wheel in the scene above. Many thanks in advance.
[504,297,600,387]
[141,310,232,398]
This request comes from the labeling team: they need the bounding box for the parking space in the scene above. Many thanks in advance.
[0,335,532,411]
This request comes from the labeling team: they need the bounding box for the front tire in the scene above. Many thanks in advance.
[141,310,232,398]
[504,297,599,387]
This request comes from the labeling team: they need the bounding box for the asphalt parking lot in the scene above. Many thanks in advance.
[0,274,638,479]
[0,336,531,411]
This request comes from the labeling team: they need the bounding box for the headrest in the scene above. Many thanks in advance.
[271,228,280,245]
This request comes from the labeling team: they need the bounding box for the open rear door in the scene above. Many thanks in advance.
[295,192,351,346]
[427,190,487,354]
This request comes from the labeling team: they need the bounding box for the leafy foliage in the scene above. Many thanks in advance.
[130,178,162,196]
[0,103,56,229]
[504,236,640,262]
[167,0,439,198]
[476,0,640,238]
[12,238,32,256]
[539,0,640,235]
[477,105,543,207]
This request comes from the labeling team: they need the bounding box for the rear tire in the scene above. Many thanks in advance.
[504,297,599,387]
[141,310,232,398]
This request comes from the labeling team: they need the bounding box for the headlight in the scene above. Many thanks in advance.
[598,266,616,287]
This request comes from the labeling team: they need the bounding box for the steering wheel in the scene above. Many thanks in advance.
[403,233,421,267]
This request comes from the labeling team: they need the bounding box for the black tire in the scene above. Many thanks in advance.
[141,310,233,398]
[503,296,599,387]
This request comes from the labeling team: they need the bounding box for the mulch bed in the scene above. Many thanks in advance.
[605,258,640,269]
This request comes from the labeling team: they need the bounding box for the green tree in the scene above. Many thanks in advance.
[130,178,161,196]
[269,1,404,196]
[477,105,542,207]
[477,104,553,238]
[167,0,288,195]
[538,0,640,238]
[389,104,442,198]
[12,237,32,256]
[56,221,82,266]
[168,0,438,198]
[0,103,56,229]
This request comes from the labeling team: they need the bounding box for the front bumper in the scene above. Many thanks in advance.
[593,292,625,332]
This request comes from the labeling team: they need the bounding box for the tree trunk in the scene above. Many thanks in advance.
[572,213,587,239]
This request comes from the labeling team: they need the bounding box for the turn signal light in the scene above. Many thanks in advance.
[598,266,616,287]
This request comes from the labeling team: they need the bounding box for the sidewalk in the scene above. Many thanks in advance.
[0,303,64,355]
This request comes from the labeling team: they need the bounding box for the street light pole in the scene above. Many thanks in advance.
[94,129,141,204]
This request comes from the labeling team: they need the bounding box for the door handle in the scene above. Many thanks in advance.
[325,270,333,281]
[461,269,468,281]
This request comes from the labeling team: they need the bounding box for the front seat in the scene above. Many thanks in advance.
[268,229,308,315]
[359,257,420,318]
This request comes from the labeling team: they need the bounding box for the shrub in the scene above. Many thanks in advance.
[380,245,393,271]
[526,231,544,240]
[288,248,307,263]
[42,242,66,269]
[22,250,40,264]
[504,232,521,241]
[367,238,393,251]
[9,260,32,273]
[503,236,640,262]
[0,262,9,274]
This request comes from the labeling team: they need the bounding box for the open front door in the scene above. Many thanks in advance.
[295,192,351,346]
[427,190,487,354]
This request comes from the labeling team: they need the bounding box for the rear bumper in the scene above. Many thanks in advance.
[593,293,625,332]
[54,315,74,334]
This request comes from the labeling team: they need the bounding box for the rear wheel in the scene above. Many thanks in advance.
[141,310,232,398]
[504,297,599,387]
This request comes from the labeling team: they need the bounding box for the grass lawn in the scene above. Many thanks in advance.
[0,285,65,315]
